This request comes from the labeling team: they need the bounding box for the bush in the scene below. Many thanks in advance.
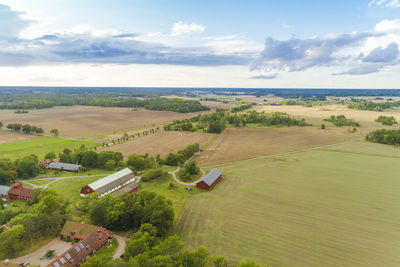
[142,169,164,182]
[375,115,397,126]
[324,115,360,127]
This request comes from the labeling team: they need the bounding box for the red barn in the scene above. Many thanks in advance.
[196,169,222,190]
[8,183,33,201]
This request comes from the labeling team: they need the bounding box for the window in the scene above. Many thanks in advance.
[65,253,71,260]
[74,246,81,252]
[60,257,66,264]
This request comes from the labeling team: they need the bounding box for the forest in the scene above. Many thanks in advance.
[347,101,400,111]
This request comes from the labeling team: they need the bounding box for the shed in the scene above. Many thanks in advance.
[80,168,135,197]
[0,185,10,198]
[48,162,82,172]
[7,183,33,201]
[196,169,222,190]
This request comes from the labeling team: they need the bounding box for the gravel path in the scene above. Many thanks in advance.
[113,235,127,259]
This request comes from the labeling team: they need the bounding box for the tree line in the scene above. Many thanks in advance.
[347,101,400,112]
[164,110,310,133]
[0,155,41,184]
[375,115,397,126]
[5,122,44,134]
[0,96,209,113]
[366,129,400,145]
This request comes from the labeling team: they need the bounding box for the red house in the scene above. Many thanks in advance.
[196,169,222,190]
[8,183,33,201]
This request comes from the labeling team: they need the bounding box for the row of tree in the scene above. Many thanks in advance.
[323,115,360,127]
[158,143,201,166]
[347,101,400,112]
[6,123,44,134]
[0,96,210,113]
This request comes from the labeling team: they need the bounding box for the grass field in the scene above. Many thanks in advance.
[29,179,56,186]
[0,137,98,160]
[49,176,102,200]
[175,148,400,266]
[196,126,356,166]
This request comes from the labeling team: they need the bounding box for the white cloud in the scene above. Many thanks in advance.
[368,0,400,8]
[171,21,205,36]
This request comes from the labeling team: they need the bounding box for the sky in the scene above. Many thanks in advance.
[0,0,399,88]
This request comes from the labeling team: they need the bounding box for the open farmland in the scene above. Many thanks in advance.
[0,137,98,160]
[100,131,214,158]
[176,149,400,266]
[0,129,41,144]
[196,127,357,166]
[255,104,400,133]
[0,106,211,137]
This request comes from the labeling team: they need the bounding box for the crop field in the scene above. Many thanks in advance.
[100,131,215,159]
[255,104,400,133]
[0,106,211,137]
[175,149,400,266]
[0,129,41,144]
[0,137,98,160]
[196,126,357,166]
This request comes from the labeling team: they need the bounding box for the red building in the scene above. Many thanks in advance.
[7,183,33,201]
[196,169,222,190]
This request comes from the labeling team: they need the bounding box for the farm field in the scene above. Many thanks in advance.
[175,149,400,266]
[255,104,400,133]
[0,137,98,160]
[100,131,215,158]
[0,106,211,137]
[0,129,41,144]
[196,126,357,166]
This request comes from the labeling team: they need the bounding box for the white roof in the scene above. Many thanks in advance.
[88,168,133,190]
[0,185,10,195]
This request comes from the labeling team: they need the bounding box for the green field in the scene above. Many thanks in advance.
[0,137,98,160]
[175,148,400,266]
[29,179,55,186]
[49,176,102,200]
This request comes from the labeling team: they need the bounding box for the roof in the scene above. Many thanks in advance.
[0,185,10,196]
[88,168,133,191]
[60,221,99,239]
[48,227,113,267]
[198,169,222,186]
[111,182,138,196]
[48,162,81,171]
[8,184,33,198]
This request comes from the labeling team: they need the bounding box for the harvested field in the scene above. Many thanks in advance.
[200,101,233,110]
[90,127,160,143]
[196,126,357,166]
[255,104,400,133]
[100,131,214,159]
[0,129,41,144]
[0,106,211,137]
[176,150,400,266]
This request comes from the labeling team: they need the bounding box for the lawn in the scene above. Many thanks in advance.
[96,238,119,258]
[49,176,103,201]
[0,137,98,160]
[175,149,400,266]
[29,179,56,186]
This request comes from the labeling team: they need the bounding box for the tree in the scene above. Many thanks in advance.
[50,128,59,136]
[321,124,325,129]
[0,122,3,128]
[184,161,200,175]
[104,160,116,170]
[81,151,98,168]
[44,152,56,160]
[15,156,40,179]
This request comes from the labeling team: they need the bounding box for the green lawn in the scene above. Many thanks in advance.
[175,148,400,266]
[0,137,98,160]
[49,176,103,201]
[96,238,119,258]
[29,179,56,186]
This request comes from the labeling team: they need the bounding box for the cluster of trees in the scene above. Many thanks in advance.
[323,115,360,127]
[0,189,67,259]
[0,96,209,113]
[178,161,200,182]
[6,123,44,134]
[82,223,264,267]
[141,169,166,182]
[158,143,200,166]
[14,110,29,114]
[165,110,309,133]
[347,101,400,112]
[375,116,397,126]
[230,101,254,112]
[0,155,40,184]
[366,129,400,145]
[84,191,174,235]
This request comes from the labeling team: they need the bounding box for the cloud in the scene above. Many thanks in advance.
[362,42,399,62]
[171,21,205,36]
[0,3,31,39]
[251,74,278,79]
[368,0,400,8]
[334,64,386,75]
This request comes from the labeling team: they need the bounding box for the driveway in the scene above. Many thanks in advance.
[113,235,127,259]
[10,238,71,266]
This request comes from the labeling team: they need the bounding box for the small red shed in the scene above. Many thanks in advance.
[196,169,222,190]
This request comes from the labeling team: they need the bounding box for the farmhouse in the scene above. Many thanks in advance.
[80,168,135,197]
[48,162,82,172]
[60,221,99,242]
[0,185,10,198]
[7,183,33,201]
[196,169,222,190]
[48,226,113,267]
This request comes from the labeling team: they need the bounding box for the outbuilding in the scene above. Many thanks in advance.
[80,168,135,197]
[196,169,222,190]
[48,162,82,172]
[7,183,33,201]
